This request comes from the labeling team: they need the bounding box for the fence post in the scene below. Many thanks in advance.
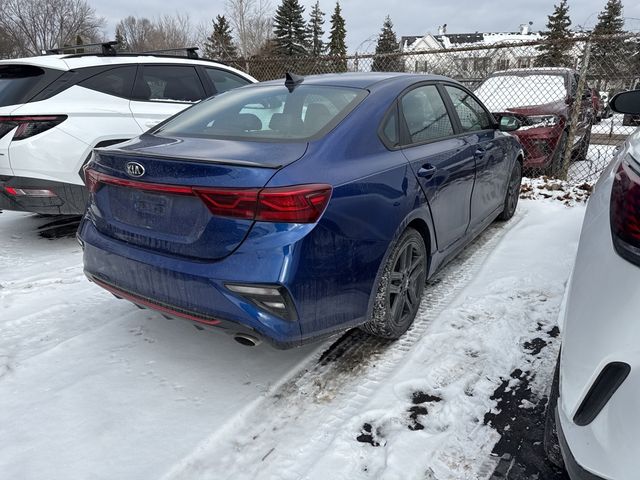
[561,39,592,180]
[354,52,359,72]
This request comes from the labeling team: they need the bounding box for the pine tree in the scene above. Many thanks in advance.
[591,0,627,78]
[204,15,239,60]
[536,0,573,67]
[115,26,129,52]
[273,0,310,56]
[372,15,403,72]
[327,2,347,71]
[308,1,325,56]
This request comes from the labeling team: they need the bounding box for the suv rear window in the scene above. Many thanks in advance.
[0,65,59,107]
[154,84,367,142]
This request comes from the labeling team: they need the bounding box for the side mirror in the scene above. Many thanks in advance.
[609,89,640,115]
[499,115,521,132]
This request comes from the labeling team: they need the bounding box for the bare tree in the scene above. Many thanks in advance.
[0,0,104,56]
[0,26,20,59]
[226,0,273,57]
[116,16,156,52]
[115,13,197,52]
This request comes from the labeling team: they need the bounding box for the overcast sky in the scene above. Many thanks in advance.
[90,0,640,52]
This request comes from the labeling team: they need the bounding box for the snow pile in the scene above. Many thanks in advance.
[520,176,593,205]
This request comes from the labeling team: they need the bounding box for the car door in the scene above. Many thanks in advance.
[442,84,506,228]
[398,83,475,253]
[129,65,206,131]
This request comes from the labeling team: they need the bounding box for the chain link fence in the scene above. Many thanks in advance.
[225,34,639,183]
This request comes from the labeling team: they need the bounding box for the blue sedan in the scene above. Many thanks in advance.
[78,72,523,348]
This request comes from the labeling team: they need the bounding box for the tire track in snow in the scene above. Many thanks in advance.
[162,213,524,480]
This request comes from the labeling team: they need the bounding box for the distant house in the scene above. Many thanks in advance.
[400,24,564,80]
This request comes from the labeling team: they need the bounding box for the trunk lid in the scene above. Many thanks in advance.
[88,134,308,260]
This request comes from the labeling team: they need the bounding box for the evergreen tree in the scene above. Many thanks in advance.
[372,15,403,72]
[308,1,325,56]
[204,15,239,60]
[327,2,347,71]
[273,0,310,56]
[536,0,573,67]
[591,0,627,78]
[115,26,129,52]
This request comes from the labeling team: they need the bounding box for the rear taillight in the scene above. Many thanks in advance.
[0,115,67,141]
[195,185,332,223]
[610,157,640,266]
[84,168,332,224]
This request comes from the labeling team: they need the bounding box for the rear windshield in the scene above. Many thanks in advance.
[0,65,54,107]
[475,73,568,110]
[153,84,367,142]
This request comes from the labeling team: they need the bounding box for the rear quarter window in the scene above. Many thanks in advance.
[205,68,251,94]
[0,65,62,107]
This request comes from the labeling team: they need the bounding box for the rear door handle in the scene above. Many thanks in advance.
[417,164,437,178]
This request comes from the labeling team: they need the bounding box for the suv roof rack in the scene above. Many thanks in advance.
[47,41,117,56]
[140,47,200,59]
[59,45,218,63]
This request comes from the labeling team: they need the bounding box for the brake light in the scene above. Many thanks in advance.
[84,168,332,223]
[0,115,67,141]
[610,157,640,266]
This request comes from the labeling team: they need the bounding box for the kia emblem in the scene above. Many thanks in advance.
[126,162,145,177]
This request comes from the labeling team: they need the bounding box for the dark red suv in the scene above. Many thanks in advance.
[475,68,593,175]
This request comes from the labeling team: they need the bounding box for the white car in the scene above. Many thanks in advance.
[545,89,640,479]
[0,43,256,214]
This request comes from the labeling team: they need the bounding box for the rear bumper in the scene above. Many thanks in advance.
[78,219,306,348]
[0,176,89,215]
[556,407,607,480]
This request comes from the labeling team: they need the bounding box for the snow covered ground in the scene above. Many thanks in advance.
[0,197,585,480]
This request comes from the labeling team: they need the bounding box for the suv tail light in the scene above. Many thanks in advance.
[84,168,332,224]
[610,157,640,266]
[0,115,67,141]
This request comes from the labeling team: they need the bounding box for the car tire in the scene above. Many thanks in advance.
[573,125,591,162]
[548,132,568,177]
[361,227,427,339]
[497,160,521,221]
[544,352,565,469]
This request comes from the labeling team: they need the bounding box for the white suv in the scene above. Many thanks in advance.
[545,90,640,479]
[0,44,256,214]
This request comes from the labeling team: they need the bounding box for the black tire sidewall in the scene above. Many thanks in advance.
[361,228,427,339]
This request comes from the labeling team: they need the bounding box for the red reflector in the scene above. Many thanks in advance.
[3,186,57,197]
[611,159,640,266]
[84,168,332,223]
